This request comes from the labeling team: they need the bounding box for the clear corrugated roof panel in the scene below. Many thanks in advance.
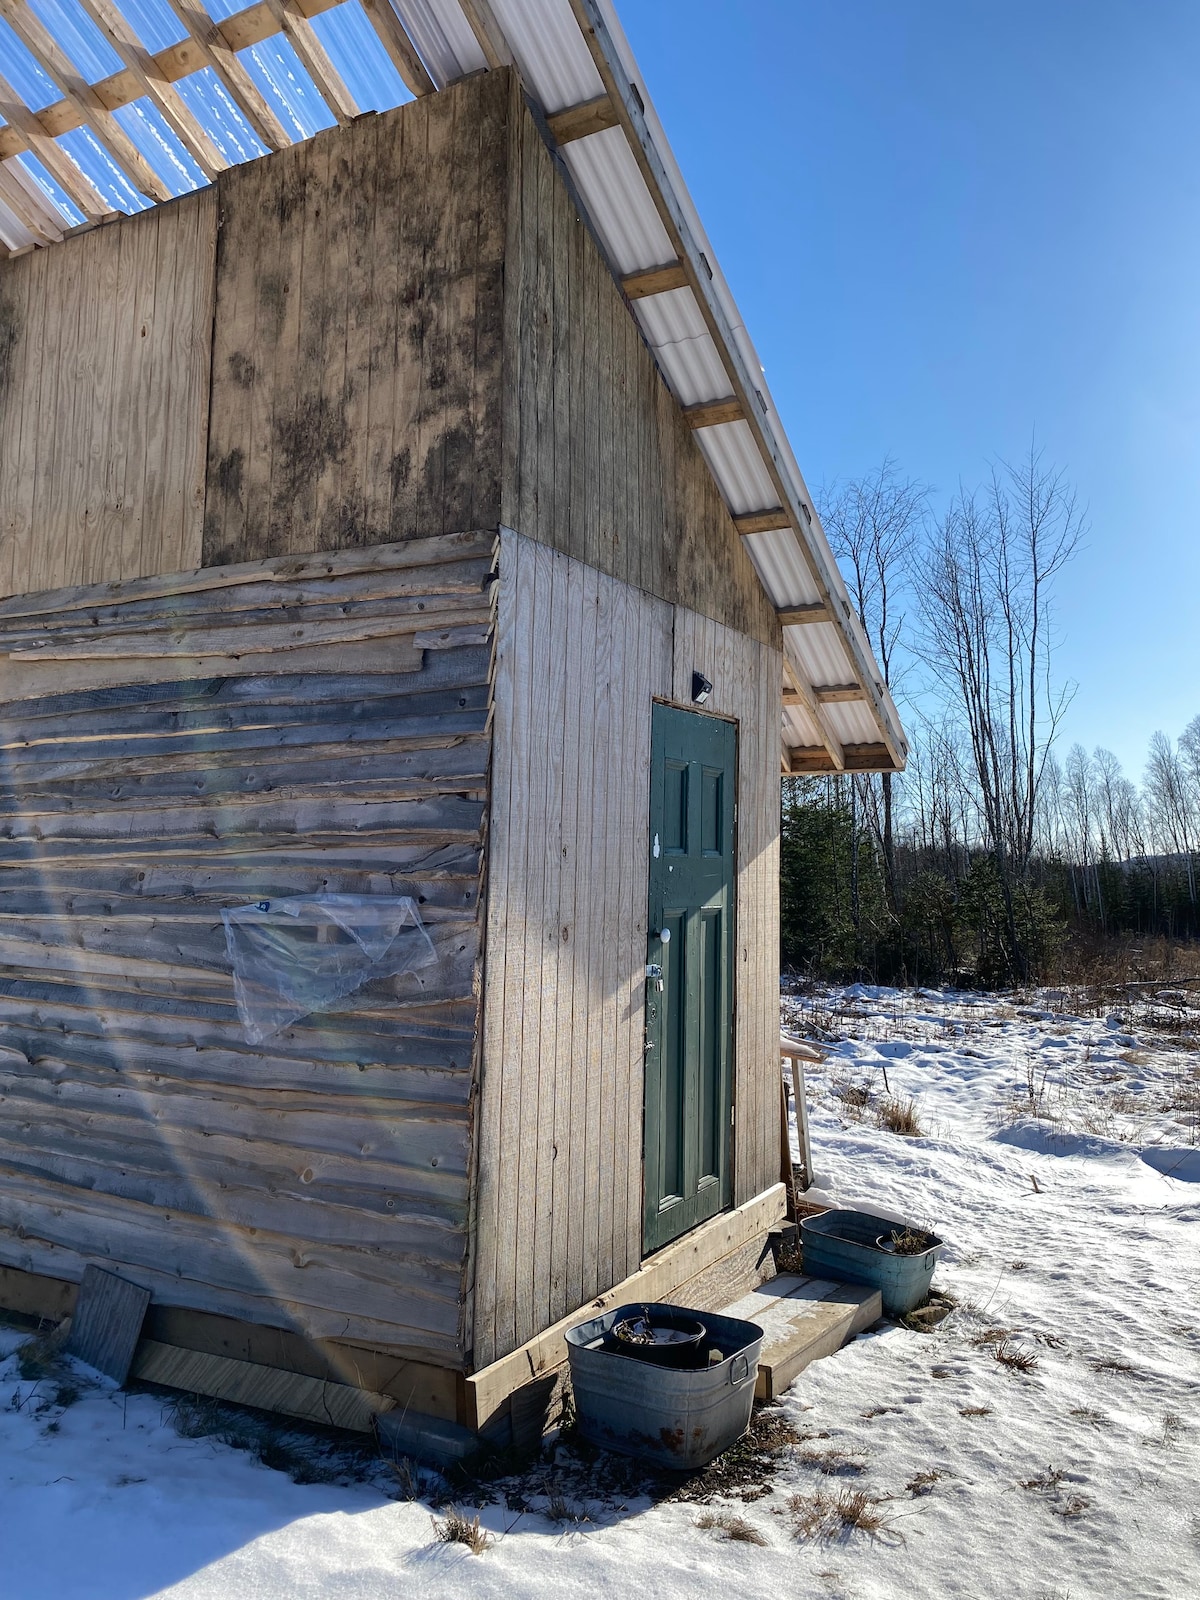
[392,0,486,85]
[489,0,602,112]
[560,125,673,274]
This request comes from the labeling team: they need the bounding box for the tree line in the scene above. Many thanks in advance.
[782,454,1198,986]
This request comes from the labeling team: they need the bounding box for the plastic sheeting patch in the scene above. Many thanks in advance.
[222,894,438,1043]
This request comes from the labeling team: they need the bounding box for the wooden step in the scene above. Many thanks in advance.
[722,1273,881,1401]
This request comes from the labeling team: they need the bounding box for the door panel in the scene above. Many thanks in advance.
[644,703,736,1253]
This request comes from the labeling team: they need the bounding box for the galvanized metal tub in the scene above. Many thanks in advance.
[801,1209,944,1317]
[565,1302,764,1471]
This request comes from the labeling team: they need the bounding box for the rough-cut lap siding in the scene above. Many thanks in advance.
[203,76,508,568]
[0,535,494,1366]
[0,192,214,598]
[501,84,781,652]
[473,531,778,1368]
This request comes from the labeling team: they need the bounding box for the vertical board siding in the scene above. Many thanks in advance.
[501,85,781,653]
[0,192,214,599]
[0,534,495,1365]
[473,531,778,1369]
[203,76,509,569]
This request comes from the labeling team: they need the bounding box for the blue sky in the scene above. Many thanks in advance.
[619,0,1200,778]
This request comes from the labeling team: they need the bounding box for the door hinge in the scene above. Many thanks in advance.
[730,1103,736,1127]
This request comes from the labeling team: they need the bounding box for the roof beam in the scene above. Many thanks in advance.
[262,0,357,127]
[546,94,617,145]
[784,742,895,776]
[0,0,351,162]
[358,0,436,97]
[0,159,64,244]
[682,396,742,430]
[778,603,831,626]
[457,0,514,70]
[622,260,687,299]
[162,0,293,151]
[565,0,904,771]
[812,683,867,704]
[783,658,843,772]
[0,70,115,221]
[734,507,788,536]
[76,0,229,181]
[0,0,173,201]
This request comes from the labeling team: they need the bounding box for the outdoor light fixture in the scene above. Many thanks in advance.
[691,671,713,705]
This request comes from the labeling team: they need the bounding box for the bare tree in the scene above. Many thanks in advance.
[821,460,928,913]
[919,444,1084,975]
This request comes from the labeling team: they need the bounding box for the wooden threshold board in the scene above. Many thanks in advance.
[722,1272,881,1401]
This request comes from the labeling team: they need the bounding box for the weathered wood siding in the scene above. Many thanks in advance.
[501,89,780,650]
[0,191,214,598]
[202,75,507,568]
[0,533,494,1366]
[472,529,780,1368]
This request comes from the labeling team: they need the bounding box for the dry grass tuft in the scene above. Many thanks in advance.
[875,1095,923,1136]
[694,1509,768,1546]
[797,1445,869,1477]
[789,1486,895,1542]
[905,1468,945,1497]
[830,1075,872,1115]
[959,1406,993,1417]
[992,1338,1039,1374]
[970,1325,1017,1348]
[432,1508,491,1555]
[1089,1356,1139,1378]
[1069,1406,1110,1427]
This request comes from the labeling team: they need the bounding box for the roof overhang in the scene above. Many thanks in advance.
[0,0,906,774]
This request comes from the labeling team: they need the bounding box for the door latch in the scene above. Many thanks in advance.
[645,962,663,992]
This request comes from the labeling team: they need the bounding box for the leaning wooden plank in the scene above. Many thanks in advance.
[131,1339,394,1432]
[0,530,498,621]
[65,1263,151,1383]
[465,1183,787,1430]
[0,1,172,202]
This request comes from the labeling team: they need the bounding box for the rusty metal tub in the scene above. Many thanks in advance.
[565,1302,764,1470]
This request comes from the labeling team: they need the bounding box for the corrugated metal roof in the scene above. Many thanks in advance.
[0,0,906,772]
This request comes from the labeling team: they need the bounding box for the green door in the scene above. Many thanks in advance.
[643,702,736,1253]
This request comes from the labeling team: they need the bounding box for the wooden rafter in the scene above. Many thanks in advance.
[734,507,788,536]
[0,70,115,221]
[783,657,843,772]
[565,0,905,771]
[622,260,687,299]
[778,603,831,626]
[358,0,436,98]
[161,0,293,152]
[0,158,64,244]
[0,0,173,202]
[682,396,742,430]
[76,0,229,181]
[261,0,358,127]
[457,0,515,70]
[812,683,866,704]
[546,95,617,145]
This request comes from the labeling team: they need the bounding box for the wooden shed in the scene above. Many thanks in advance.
[0,1,905,1444]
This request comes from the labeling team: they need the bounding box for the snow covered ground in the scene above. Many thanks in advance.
[3,985,1198,1600]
